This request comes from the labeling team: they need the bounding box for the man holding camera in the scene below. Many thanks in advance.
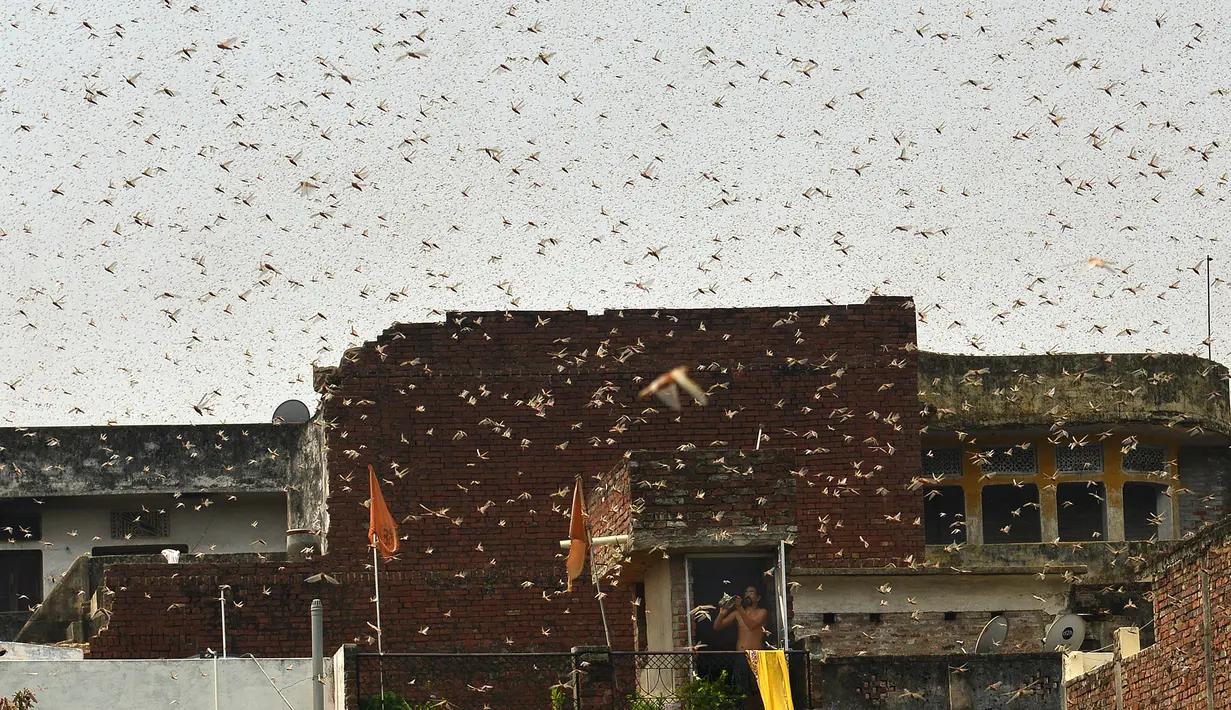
[713,584,768,651]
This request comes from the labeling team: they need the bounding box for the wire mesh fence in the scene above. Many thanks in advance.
[356,649,811,710]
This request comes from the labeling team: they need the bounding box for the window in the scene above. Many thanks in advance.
[0,503,40,542]
[0,551,42,612]
[975,444,1038,476]
[1056,444,1104,474]
[868,613,882,623]
[1057,482,1107,541]
[944,612,958,621]
[110,510,170,539]
[922,447,963,479]
[923,486,967,544]
[1123,445,1167,474]
[91,543,188,557]
[1124,482,1172,541]
[981,484,1042,543]
[823,613,837,625]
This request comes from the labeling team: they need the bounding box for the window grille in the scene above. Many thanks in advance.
[975,444,1038,476]
[110,510,169,539]
[1055,444,1104,474]
[1123,444,1167,474]
[922,447,963,479]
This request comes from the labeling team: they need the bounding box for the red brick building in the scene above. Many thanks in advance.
[86,297,921,660]
[1065,517,1231,709]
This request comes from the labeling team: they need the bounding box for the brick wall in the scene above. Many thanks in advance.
[619,448,799,550]
[90,298,919,660]
[1064,519,1231,708]
[818,653,1062,709]
[804,609,1051,657]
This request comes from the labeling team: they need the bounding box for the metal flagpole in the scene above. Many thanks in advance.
[219,585,228,658]
[372,534,383,654]
[585,523,613,648]
[372,534,386,699]
[1207,255,1214,361]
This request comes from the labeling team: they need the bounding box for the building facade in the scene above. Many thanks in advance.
[2,299,1228,709]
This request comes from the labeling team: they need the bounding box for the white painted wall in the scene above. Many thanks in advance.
[3,493,286,599]
[643,556,674,652]
[794,573,1069,615]
[0,642,83,660]
[0,657,326,710]
[3,1,1231,427]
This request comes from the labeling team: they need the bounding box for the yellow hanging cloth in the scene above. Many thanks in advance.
[745,650,795,710]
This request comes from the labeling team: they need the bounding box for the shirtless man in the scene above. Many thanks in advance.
[713,585,768,651]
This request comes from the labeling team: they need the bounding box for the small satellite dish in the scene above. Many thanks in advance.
[272,399,311,424]
[974,615,1009,654]
[1044,614,1086,652]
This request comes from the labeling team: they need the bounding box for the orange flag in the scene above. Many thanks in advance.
[368,465,398,560]
[566,477,588,592]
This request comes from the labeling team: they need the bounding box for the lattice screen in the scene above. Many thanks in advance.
[1055,444,1104,474]
[110,510,169,539]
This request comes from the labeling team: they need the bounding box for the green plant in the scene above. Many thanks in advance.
[624,672,745,710]
[678,671,745,710]
[0,689,36,710]
[550,684,569,710]
[357,692,438,710]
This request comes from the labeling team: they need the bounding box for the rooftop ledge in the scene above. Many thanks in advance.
[793,564,1087,576]
[918,352,1231,438]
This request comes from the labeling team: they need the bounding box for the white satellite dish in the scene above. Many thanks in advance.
[272,399,312,424]
[1044,614,1086,652]
[974,615,1009,654]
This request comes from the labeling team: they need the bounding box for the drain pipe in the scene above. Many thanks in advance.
[219,585,229,658]
[312,599,324,710]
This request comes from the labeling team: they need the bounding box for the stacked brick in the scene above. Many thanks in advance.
[1065,519,1231,708]
[89,298,920,660]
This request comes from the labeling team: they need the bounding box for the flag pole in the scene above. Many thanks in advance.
[372,534,383,654]
[585,521,613,649]
[372,533,386,700]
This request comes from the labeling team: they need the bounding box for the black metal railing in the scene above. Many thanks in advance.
[356,649,811,710]
[609,651,810,710]
[356,651,584,710]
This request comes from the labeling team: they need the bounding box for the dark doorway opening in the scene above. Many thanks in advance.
[690,555,778,651]
[91,543,188,557]
[0,551,42,612]
[689,554,778,706]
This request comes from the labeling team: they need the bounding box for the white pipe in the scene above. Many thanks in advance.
[372,537,385,699]
[219,587,228,659]
[684,556,694,653]
[558,534,629,550]
[311,599,324,710]
[213,653,219,710]
[372,539,383,654]
[777,540,790,651]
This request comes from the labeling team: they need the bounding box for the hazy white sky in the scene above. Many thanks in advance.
[2,0,1229,426]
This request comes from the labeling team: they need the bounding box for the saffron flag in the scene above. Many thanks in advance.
[566,477,588,592]
[368,465,398,560]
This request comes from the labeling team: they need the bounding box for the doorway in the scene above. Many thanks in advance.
[689,554,779,651]
[0,551,42,612]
